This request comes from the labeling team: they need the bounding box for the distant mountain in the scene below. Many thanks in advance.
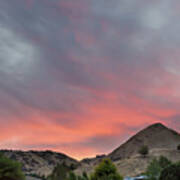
[0,150,79,177]
[108,123,180,161]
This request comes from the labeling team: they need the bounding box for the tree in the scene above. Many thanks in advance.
[159,162,180,180]
[145,156,172,180]
[68,172,77,180]
[82,172,89,180]
[48,163,70,180]
[158,156,172,169]
[90,159,123,180]
[177,144,180,151]
[0,154,25,180]
[138,145,149,157]
[67,171,89,180]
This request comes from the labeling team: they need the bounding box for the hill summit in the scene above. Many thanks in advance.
[108,123,180,161]
[76,123,180,177]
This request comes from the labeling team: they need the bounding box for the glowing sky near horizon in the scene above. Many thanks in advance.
[0,0,180,159]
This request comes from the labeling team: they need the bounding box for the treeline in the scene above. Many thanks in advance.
[47,159,123,180]
[48,157,180,180]
[138,145,180,180]
[145,156,180,180]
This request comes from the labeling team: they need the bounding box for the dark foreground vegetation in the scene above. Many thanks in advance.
[47,157,180,180]
[0,153,25,180]
[47,159,123,180]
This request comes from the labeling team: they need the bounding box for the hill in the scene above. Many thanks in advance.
[108,123,180,161]
[76,123,180,176]
[0,150,79,177]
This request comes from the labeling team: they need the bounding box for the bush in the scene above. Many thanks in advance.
[28,173,46,180]
[0,154,25,180]
[82,172,89,180]
[67,171,89,180]
[158,156,172,169]
[159,162,180,180]
[90,159,123,180]
[48,163,70,180]
[145,156,172,180]
[68,172,77,180]
[177,144,180,151]
[138,145,149,157]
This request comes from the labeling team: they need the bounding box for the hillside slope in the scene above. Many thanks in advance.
[0,150,79,177]
[76,123,180,177]
[108,123,180,161]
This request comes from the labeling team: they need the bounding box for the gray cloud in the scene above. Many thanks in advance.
[0,0,180,156]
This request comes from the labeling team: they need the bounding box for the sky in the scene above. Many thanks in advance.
[0,0,180,160]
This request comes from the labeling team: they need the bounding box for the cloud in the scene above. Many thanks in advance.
[0,0,179,159]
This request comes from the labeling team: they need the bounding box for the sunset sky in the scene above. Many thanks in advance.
[0,0,180,159]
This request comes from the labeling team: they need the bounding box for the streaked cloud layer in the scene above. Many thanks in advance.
[0,0,180,159]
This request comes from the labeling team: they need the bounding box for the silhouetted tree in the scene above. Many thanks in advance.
[68,172,77,180]
[90,159,123,180]
[138,145,149,157]
[145,156,172,180]
[48,163,70,180]
[159,162,180,180]
[0,154,25,180]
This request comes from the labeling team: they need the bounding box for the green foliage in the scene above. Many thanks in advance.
[68,172,77,180]
[28,173,46,180]
[159,162,180,180]
[90,159,123,180]
[146,158,161,180]
[0,154,25,180]
[48,163,70,180]
[82,172,89,180]
[138,145,149,157]
[158,156,172,169]
[67,171,90,180]
[145,156,172,180]
[67,159,123,180]
[0,153,3,158]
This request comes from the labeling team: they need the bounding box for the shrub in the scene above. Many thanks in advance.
[158,156,172,169]
[68,172,77,180]
[48,163,70,180]
[82,172,89,180]
[159,162,180,180]
[90,159,123,180]
[145,156,172,180]
[0,154,25,180]
[138,145,149,157]
[67,171,89,180]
